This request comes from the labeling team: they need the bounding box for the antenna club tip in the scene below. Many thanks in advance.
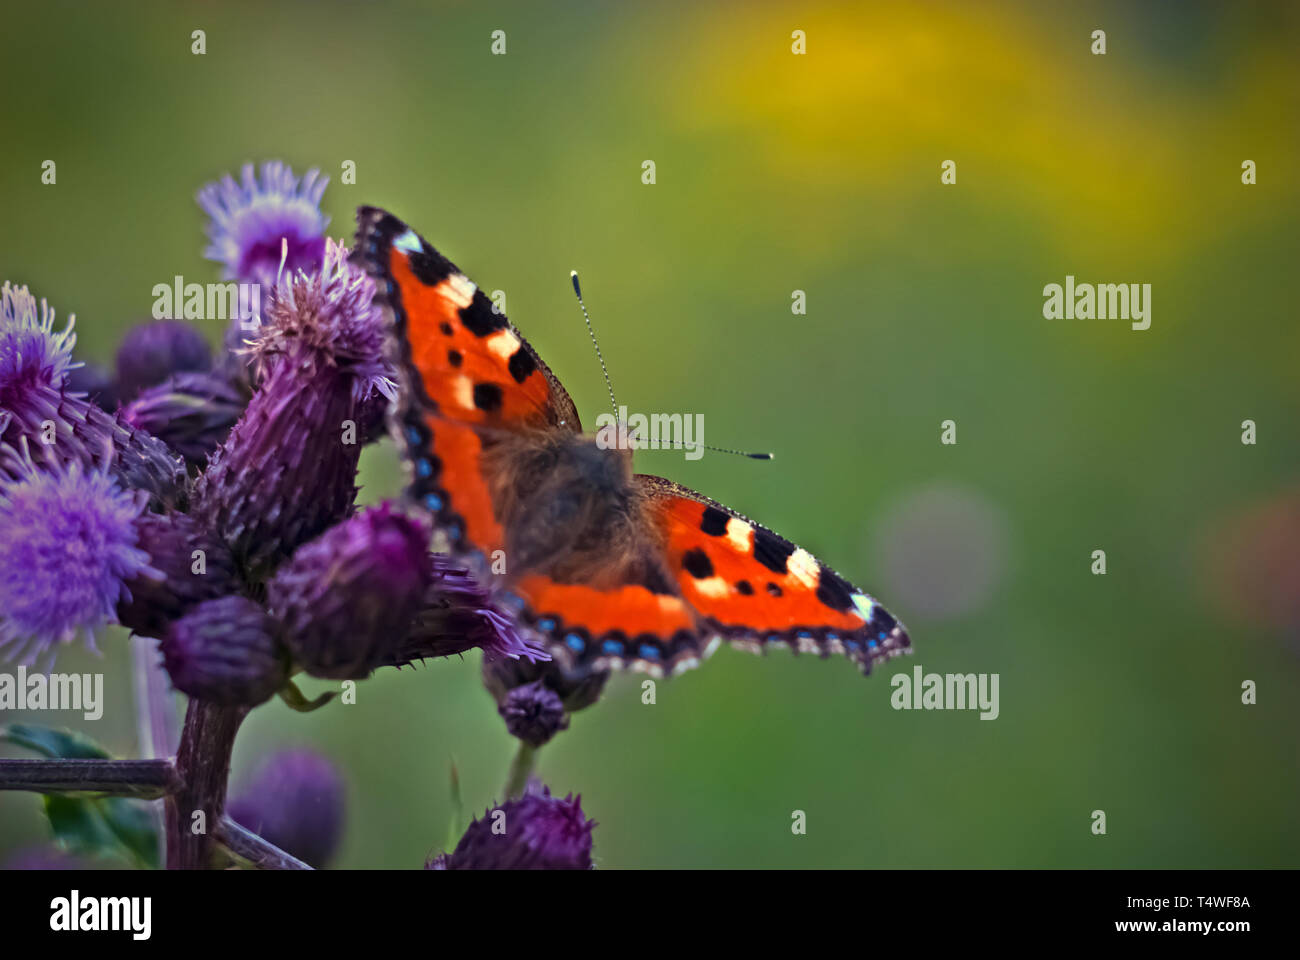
[570,269,578,277]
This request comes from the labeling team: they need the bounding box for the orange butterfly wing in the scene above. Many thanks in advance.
[637,476,912,675]
[353,206,578,555]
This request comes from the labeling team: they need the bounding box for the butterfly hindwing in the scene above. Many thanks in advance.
[638,475,911,674]
[511,571,705,678]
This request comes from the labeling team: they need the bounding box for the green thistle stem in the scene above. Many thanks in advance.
[503,742,538,800]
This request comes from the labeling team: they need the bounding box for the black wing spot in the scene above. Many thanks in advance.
[459,293,507,337]
[766,582,783,597]
[753,530,794,575]
[439,322,454,336]
[815,568,855,612]
[507,347,536,384]
[682,548,714,579]
[736,579,754,595]
[473,382,504,413]
[448,349,463,367]
[700,506,729,536]
[408,245,453,286]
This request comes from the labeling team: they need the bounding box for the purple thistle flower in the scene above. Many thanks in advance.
[1,283,186,506]
[248,239,395,404]
[267,503,433,680]
[228,749,346,868]
[427,783,595,870]
[120,370,247,468]
[160,595,287,706]
[197,162,329,288]
[1,282,79,441]
[116,509,239,639]
[0,442,154,664]
[394,560,549,667]
[498,680,570,747]
[193,241,394,577]
[114,319,212,401]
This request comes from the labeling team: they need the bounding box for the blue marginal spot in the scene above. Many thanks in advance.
[638,643,660,661]
[424,493,443,511]
[602,639,623,656]
[564,633,585,653]
[877,631,887,640]
[416,459,433,478]
[501,592,524,612]
[846,640,861,651]
[867,639,879,649]
[765,634,783,645]
[826,632,840,643]
[406,426,421,444]
[447,523,463,543]
[796,630,814,640]
[537,618,557,633]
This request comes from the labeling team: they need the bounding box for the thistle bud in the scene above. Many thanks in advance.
[160,596,287,705]
[427,782,595,870]
[117,510,238,638]
[267,504,431,679]
[114,319,212,400]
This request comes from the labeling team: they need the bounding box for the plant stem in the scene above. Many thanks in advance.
[216,816,312,870]
[503,742,538,800]
[164,699,248,869]
[0,758,179,798]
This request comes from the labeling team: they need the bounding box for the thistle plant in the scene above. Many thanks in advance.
[0,162,594,870]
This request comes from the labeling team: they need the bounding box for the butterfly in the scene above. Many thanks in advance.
[352,207,911,679]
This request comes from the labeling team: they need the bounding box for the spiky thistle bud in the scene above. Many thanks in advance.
[228,749,346,868]
[114,319,212,400]
[426,783,595,870]
[160,595,287,706]
[266,504,432,679]
[116,510,239,638]
[192,240,394,578]
[120,371,247,469]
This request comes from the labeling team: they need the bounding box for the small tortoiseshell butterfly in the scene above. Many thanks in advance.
[353,207,911,679]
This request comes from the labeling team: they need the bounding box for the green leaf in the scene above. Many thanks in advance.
[99,797,161,869]
[1,724,112,759]
[43,794,120,853]
[4,724,160,868]
[41,794,160,870]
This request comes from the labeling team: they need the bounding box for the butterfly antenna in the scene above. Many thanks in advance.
[665,439,774,460]
[571,270,619,418]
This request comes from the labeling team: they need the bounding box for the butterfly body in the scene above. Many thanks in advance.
[353,206,911,679]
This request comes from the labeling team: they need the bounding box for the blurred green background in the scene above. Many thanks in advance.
[2,0,1298,868]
